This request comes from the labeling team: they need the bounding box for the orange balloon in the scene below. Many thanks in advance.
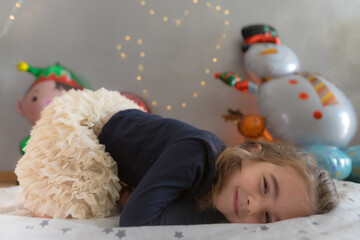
[238,115,266,138]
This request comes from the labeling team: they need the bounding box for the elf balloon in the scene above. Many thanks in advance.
[16,61,86,125]
[16,61,86,154]
[16,61,151,155]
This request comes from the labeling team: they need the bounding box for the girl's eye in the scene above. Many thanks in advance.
[265,212,270,223]
[263,177,268,194]
[32,96,38,102]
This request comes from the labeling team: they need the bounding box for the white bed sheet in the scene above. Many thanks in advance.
[0,180,359,240]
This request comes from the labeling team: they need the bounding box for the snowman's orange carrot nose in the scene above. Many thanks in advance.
[260,48,278,55]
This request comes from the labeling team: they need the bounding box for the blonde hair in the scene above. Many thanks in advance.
[199,141,339,215]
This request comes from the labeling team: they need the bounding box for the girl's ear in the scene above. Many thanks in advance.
[242,142,262,154]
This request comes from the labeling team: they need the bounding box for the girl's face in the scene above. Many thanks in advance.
[214,158,313,224]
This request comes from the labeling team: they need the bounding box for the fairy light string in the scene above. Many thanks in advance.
[117,0,230,111]
[0,0,23,39]
[2,0,229,111]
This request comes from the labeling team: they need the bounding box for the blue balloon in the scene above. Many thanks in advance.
[301,145,352,180]
[345,145,360,183]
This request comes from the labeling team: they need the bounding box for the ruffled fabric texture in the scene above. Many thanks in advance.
[15,88,141,219]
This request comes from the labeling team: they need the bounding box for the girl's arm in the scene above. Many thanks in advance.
[119,140,214,226]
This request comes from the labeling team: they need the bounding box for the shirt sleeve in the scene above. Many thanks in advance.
[119,139,213,226]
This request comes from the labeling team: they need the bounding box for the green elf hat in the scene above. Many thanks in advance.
[17,61,85,89]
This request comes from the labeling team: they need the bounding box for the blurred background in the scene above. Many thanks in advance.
[1,0,360,170]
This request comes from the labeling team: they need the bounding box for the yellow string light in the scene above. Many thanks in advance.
[1,1,24,39]
[126,0,229,111]
[116,44,122,50]
[125,35,131,41]
[176,19,182,27]
[120,52,126,58]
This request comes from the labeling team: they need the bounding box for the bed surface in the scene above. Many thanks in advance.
[1,180,359,240]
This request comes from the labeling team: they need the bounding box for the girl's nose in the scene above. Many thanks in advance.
[246,195,261,215]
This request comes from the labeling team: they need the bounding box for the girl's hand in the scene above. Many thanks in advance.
[31,211,52,218]
[119,187,133,210]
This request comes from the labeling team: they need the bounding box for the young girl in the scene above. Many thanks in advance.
[99,109,339,226]
[16,89,338,225]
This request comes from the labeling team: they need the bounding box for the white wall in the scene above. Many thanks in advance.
[1,0,360,170]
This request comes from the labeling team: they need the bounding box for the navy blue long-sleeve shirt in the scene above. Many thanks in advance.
[98,109,227,226]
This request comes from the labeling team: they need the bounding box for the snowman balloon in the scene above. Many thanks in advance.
[216,24,358,180]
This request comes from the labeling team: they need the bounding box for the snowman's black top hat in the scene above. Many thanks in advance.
[241,24,281,52]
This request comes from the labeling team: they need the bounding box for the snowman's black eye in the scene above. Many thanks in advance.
[32,96,38,102]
